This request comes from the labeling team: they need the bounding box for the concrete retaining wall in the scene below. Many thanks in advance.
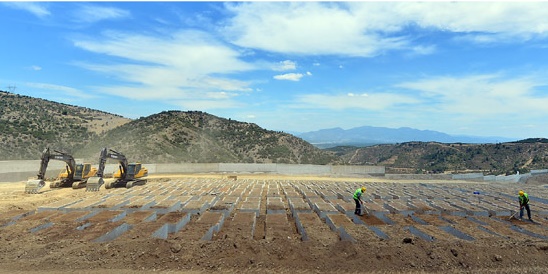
[385,174,452,180]
[218,163,277,173]
[1,159,542,183]
[331,165,385,176]
[384,171,544,183]
[276,164,331,175]
[153,163,220,174]
[531,169,548,175]
[483,174,521,183]
[452,173,484,180]
[0,160,384,182]
[0,160,67,182]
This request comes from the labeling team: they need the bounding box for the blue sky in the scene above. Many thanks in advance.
[2,2,548,139]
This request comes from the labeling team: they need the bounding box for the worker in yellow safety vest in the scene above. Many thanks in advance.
[353,187,366,215]
[518,190,532,221]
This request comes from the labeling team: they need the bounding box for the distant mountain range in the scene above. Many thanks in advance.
[297,126,515,148]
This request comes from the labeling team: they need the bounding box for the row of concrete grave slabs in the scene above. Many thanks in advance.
[4,179,223,243]
[310,181,548,243]
[270,180,548,243]
[430,183,548,216]
[324,210,547,245]
[3,178,548,245]
[213,211,257,241]
[422,184,517,216]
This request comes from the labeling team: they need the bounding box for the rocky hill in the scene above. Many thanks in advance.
[0,91,130,160]
[76,110,340,164]
[0,91,339,164]
[328,140,548,175]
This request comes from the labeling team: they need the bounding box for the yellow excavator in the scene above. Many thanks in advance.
[86,148,148,191]
[25,148,97,194]
[54,163,98,189]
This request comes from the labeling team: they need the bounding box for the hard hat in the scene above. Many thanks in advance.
[361,187,366,192]
[519,190,524,196]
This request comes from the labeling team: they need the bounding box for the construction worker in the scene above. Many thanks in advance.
[353,187,366,215]
[518,190,532,221]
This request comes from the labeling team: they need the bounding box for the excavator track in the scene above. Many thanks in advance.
[25,179,45,194]
[72,180,87,189]
[49,180,63,188]
[50,179,75,189]
[107,178,147,189]
[126,179,147,188]
[86,177,104,192]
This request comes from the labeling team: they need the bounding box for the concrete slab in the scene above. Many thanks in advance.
[287,198,311,212]
[296,212,339,243]
[265,213,294,241]
[181,200,210,214]
[215,211,256,240]
[173,211,225,241]
[211,196,239,211]
[267,197,286,214]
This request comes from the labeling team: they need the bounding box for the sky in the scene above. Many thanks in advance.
[2,1,548,140]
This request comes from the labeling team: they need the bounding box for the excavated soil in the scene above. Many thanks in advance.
[0,174,547,274]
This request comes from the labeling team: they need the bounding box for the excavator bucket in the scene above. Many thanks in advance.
[86,177,104,192]
[25,179,45,194]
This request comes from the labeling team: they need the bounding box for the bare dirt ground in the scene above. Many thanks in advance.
[0,174,547,274]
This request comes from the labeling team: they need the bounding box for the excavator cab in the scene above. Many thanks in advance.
[74,164,86,181]
[113,163,148,180]
[73,163,97,181]
[126,163,139,180]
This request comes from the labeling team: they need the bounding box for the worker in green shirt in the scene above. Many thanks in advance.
[518,190,532,221]
[353,187,367,216]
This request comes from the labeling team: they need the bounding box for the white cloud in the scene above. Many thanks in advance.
[347,93,368,97]
[273,60,297,71]
[72,4,130,23]
[221,2,548,57]
[29,66,42,71]
[408,45,437,56]
[3,2,50,18]
[25,82,93,100]
[273,73,304,81]
[294,92,419,110]
[73,29,256,101]
[395,2,548,37]
[223,2,408,57]
[396,74,548,117]
[171,99,243,110]
[204,91,237,100]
